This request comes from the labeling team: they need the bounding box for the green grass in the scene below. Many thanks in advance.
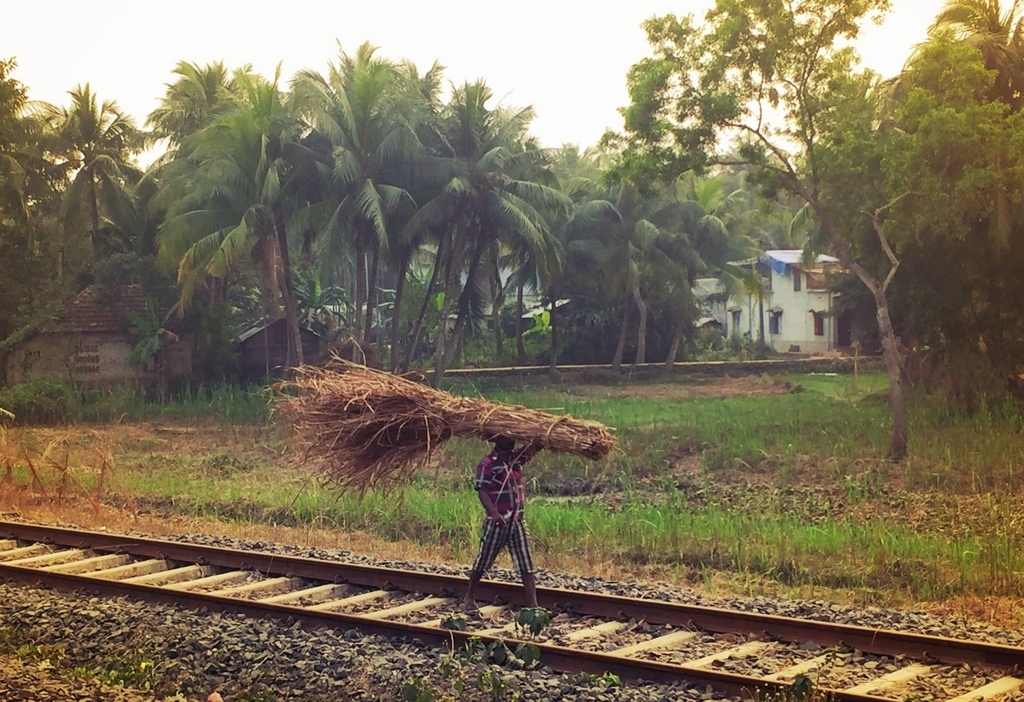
[0,378,270,424]
[7,370,1024,609]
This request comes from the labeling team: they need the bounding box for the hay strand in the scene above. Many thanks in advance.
[278,362,616,492]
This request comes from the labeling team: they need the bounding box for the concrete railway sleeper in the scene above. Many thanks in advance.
[0,521,1022,702]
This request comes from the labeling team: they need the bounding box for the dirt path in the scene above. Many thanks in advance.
[569,376,801,400]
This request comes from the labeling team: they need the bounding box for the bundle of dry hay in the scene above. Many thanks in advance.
[278,362,616,491]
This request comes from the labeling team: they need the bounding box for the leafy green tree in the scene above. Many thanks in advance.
[291,43,422,350]
[663,173,753,363]
[875,37,1024,408]
[0,58,61,342]
[0,59,30,233]
[147,60,239,150]
[158,68,307,369]
[563,178,731,368]
[43,84,146,278]
[752,200,814,251]
[608,0,923,459]
[385,60,448,371]
[0,58,36,341]
[929,0,1024,110]
[409,80,563,381]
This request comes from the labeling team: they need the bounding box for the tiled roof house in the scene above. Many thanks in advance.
[2,284,191,387]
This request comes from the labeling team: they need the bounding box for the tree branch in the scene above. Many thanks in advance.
[863,191,920,292]
[722,121,803,189]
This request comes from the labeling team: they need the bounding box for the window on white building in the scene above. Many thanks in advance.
[769,311,781,335]
[806,271,826,290]
[813,312,825,336]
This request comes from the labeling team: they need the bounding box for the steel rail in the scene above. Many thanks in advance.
[3,521,1021,670]
[3,519,1024,702]
[0,561,893,702]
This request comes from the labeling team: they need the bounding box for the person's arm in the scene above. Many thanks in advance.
[514,441,542,466]
[477,489,507,525]
[475,456,507,524]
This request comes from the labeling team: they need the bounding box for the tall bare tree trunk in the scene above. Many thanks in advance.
[665,322,683,370]
[444,236,486,368]
[353,235,366,362]
[873,287,908,459]
[548,294,558,374]
[261,230,280,318]
[757,282,766,347]
[492,271,504,362]
[612,299,632,372]
[515,280,526,364]
[633,283,647,366]
[390,252,409,373]
[433,226,467,385]
[819,204,908,460]
[276,216,303,372]
[403,236,445,372]
[88,170,99,257]
[364,243,380,345]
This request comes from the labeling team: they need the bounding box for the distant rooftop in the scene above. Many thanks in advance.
[760,250,839,276]
[693,278,726,298]
[51,284,147,334]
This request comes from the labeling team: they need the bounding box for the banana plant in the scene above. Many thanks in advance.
[126,297,177,397]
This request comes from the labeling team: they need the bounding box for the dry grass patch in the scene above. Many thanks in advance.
[918,594,1024,630]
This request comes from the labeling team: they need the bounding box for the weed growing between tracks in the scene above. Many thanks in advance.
[4,372,1024,621]
[0,625,164,696]
[402,607,567,701]
[748,648,847,702]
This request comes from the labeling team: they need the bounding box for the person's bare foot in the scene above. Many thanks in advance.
[460,598,480,615]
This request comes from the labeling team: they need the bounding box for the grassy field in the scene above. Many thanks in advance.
[3,370,1024,624]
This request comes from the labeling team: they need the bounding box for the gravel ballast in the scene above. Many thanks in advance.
[169,531,1024,646]
[2,527,1023,701]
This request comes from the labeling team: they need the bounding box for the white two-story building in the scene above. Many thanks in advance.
[722,250,847,354]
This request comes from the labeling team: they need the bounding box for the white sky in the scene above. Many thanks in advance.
[4,0,941,155]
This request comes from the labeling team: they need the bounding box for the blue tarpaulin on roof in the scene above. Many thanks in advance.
[759,254,790,276]
[760,250,839,276]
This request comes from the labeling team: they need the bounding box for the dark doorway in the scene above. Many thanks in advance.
[837,312,852,347]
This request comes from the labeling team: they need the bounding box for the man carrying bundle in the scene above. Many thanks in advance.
[463,435,541,612]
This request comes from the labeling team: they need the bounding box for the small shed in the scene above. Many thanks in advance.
[2,284,191,387]
[237,318,322,381]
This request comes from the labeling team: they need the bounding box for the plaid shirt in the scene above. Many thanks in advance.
[474,444,539,522]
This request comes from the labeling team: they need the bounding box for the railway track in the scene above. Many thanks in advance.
[0,521,1021,702]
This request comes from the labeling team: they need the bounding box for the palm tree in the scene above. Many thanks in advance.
[409,80,563,381]
[90,170,163,260]
[754,202,814,251]
[44,85,146,277]
[665,173,755,357]
[506,246,544,365]
[564,173,745,369]
[158,68,307,369]
[147,60,239,151]
[565,185,675,368]
[0,58,61,337]
[0,58,32,247]
[384,60,447,371]
[291,43,423,351]
[930,0,1024,110]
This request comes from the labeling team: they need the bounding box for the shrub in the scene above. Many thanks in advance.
[0,377,76,424]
